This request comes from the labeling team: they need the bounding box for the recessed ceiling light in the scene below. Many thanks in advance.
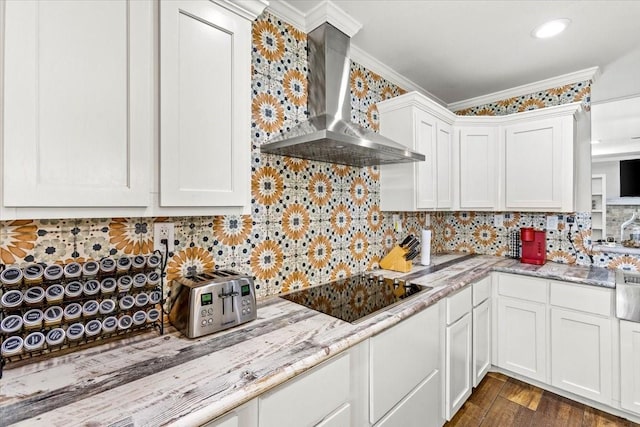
[591,140,601,144]
[532,18,571,39]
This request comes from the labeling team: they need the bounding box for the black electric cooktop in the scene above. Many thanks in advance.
[281,274,431,323]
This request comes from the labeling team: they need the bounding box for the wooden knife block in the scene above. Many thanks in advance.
[380,245,412,273]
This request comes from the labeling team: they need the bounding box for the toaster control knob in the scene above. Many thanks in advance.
[201,320,207,326]
[201,309,206,316]
[208,308,213,315]
[208,318,213,324]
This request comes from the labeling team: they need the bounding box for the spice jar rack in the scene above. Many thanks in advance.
[0,252,165,378]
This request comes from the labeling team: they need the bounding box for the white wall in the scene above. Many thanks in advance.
[592,160,619,198]
[591,46,640,103]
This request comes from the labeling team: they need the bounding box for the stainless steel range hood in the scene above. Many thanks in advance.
[259,23,425,167]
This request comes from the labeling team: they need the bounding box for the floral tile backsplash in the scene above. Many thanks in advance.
[453,80,592,116]
[1,12,638,304]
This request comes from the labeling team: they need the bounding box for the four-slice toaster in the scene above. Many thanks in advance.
[169,270,256,338]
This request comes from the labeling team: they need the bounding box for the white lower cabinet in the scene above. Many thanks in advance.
[497,297,547,382]
[375,370,441,427]
[444,286,473,420]
[550,308,612,405]
[473,298,491,387]
[621,320,640,416]
[495,273,548,383]
[258,352,350,427]
[446,312,472,419]
[370,302,442,425]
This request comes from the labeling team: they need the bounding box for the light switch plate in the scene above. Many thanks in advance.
[546,215,558,231]
[425,214,431,227]
[494,214,504,228]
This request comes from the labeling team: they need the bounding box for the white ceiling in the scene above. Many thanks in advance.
[281,0,640,105]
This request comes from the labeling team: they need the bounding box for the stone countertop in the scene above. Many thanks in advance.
[0,255,614,426]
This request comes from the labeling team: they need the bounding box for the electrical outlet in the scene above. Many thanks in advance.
[494,214,504,228]
[393,214,402,233]
[425,214,431,227]
[546,215,558,231]
[566,215,575,224]
[153,222,175,253]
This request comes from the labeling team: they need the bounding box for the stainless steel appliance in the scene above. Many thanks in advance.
[169,270,256,338]
[616,270,640,322]
[260,23,425,167]
[281,273,430,323]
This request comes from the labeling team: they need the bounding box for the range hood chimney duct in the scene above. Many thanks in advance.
[259,23,425,167]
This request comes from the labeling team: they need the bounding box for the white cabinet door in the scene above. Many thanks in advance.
[473,298,491,387]
[3,0,152,207]
[415,111,438,209]
[415,115,453,210]
[445,312,472,420]
[620,320,640,415]
[497,297,547,383]
[436,121,454,209]
[370,303,441,424]
[259,352,349,427]
[160,0,251,208]
[459,126,498,209]
[378,92,454,211]
[375,371,441,427]
[503,118,563,210]
[550,308,612,405]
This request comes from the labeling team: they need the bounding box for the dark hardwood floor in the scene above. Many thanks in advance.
[445,372,639,427]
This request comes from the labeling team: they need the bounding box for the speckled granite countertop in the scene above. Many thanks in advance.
[0,255,615,426]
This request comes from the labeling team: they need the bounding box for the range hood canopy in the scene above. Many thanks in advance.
[259,23,425,167]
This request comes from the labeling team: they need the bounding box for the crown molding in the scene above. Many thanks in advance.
[214,0,269,21]
[448,66,600,112]
[454,101,583,126]
[266,0,306,29]
[377,92,455,123]
[349,45,448,107]
[304,0,362,36]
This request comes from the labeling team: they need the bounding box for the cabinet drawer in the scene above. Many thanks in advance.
[374,371,441,427]
[316,403,350,427]
[549,281,613,316]
[497,274,547,303]
[370,302,440,424]
[259,352,349,427]
[473,276,491,306]
[447,286,472,325]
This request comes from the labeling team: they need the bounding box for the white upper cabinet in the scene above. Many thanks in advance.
[378,92,455,211]
[3,0,153,208]
[379,92,588,212]
[1,0,264,219]
[457,125,498,210]
[503,118,564,210]
[160,0,253,208]
[498,103,589,212]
